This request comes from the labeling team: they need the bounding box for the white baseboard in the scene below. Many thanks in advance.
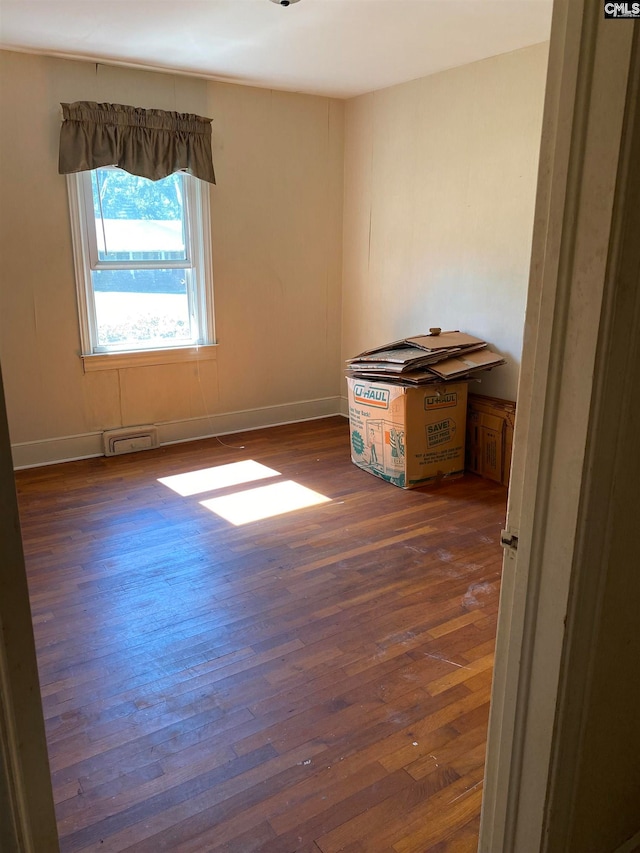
[12,431,104,469]
[11,396,344,470]
[339,395,349,417]
[156,396,343,447]
[616,830,640,853]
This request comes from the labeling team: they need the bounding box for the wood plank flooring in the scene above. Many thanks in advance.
[15,416,507,852]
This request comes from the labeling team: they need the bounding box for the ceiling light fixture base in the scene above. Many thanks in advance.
[269,0,301,6]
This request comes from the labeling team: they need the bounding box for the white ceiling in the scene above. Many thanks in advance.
[0,0,553,99]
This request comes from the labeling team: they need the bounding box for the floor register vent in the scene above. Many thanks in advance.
[103,426,159,457]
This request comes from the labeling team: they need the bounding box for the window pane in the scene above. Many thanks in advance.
[92,269,194,348]
[91,169,188,262]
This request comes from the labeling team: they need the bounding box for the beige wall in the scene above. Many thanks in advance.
[0,45,548,464]
[341,43,548,401]
[0,51,344,464]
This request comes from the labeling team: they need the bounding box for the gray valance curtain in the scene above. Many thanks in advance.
[58,101,216,184]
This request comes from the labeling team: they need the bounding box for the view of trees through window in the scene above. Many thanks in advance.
[92,168,184,222]
[89,168,194,348]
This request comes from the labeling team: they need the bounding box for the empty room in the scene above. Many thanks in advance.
[2,2,639,853]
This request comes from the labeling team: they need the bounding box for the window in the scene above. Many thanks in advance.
[68,167,214,360]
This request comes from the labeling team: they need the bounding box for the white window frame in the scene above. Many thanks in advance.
[67,168,215,360]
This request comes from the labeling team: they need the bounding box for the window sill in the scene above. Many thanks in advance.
[81,344,218,373]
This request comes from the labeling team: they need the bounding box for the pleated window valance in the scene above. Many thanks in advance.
[58,101,216,184]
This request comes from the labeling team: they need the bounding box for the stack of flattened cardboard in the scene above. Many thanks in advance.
[346,330,506,385]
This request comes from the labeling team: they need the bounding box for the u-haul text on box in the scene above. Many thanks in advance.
[347,378,468,488]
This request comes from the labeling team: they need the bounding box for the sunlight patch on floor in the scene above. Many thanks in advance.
[200,480,331,526]
[158,459,280,496]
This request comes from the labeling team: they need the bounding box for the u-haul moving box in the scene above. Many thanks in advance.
[346,378,468,488]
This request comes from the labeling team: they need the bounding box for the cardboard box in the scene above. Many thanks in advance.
[346,377,468,488]
[465,394,516,486]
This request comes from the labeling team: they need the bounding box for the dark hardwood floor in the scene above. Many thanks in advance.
[15,416,507,852]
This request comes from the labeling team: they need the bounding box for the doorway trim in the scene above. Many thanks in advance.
[479,3,639,851]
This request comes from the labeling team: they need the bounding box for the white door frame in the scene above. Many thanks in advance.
[480,3,639,851]
[0,366,60,852]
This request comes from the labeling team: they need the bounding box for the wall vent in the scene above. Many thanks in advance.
[103,426,159,457]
